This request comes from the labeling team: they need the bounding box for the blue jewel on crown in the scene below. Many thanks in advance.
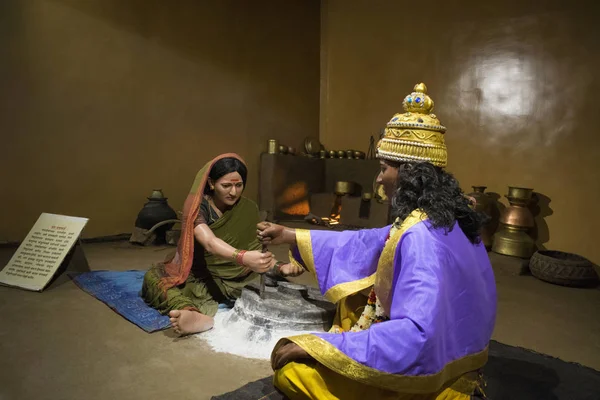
[415,97,421,104]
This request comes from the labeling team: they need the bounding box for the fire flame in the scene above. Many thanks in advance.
[313,195,342,227]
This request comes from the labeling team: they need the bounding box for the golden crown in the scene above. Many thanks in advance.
[376,83,447,167]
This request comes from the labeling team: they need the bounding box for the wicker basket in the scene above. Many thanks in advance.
[529,250,599,288]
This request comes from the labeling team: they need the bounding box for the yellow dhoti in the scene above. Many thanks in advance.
[274,361,479,400]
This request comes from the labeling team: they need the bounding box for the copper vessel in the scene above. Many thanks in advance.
[492,186,535,258]
[468,186,493,249]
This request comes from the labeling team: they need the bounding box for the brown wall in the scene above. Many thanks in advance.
[320,0,600,265]
[0,0,320,241]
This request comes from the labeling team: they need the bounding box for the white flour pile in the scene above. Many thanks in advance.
[197,308,313,360]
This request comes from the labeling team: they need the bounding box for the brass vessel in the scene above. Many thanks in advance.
[334,181,356,196]
[354,151,366,159]
[468,186,493,249]
[328,150,336,158]
[492,186,535,258]
[278,145,288,154]
[304,137,321,155]
[267,139,278,154]
[346,150,354,159]
[319,150,327,159]
[337,150,346,159]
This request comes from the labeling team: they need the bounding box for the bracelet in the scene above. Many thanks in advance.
[232,249,241,262]
[236,250,247,266]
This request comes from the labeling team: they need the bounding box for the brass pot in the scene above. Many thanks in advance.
[468,187,490,212]
[507,187,533,204]
[334,181,356,195]
[346,150,354,159]
[492,225,536,258]
[337,150,346,159]
[328,150,337,158]
[319,150,327,159]
[492,186,536,258]
[279,145,288,154]
[304,137,322,155]
[267,139,278,154]
[354,151,366,159]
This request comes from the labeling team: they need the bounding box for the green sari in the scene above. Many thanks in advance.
[141,153,261,317]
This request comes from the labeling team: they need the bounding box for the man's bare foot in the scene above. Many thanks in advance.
[168,310,214,335]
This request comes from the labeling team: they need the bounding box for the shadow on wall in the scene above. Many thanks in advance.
[531,192,553,252]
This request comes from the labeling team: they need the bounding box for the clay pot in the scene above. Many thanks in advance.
[134,189,178,236]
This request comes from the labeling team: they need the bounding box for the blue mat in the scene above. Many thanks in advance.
[71,270,171,333]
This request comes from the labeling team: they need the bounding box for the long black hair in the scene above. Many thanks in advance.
[204,157,248,194]
[390,162,487,244]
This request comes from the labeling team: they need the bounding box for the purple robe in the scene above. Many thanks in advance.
[278,210,497,393]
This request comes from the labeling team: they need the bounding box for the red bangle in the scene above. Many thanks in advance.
[236,250,247,266]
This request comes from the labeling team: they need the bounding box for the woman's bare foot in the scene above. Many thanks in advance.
[168,310,214,335]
